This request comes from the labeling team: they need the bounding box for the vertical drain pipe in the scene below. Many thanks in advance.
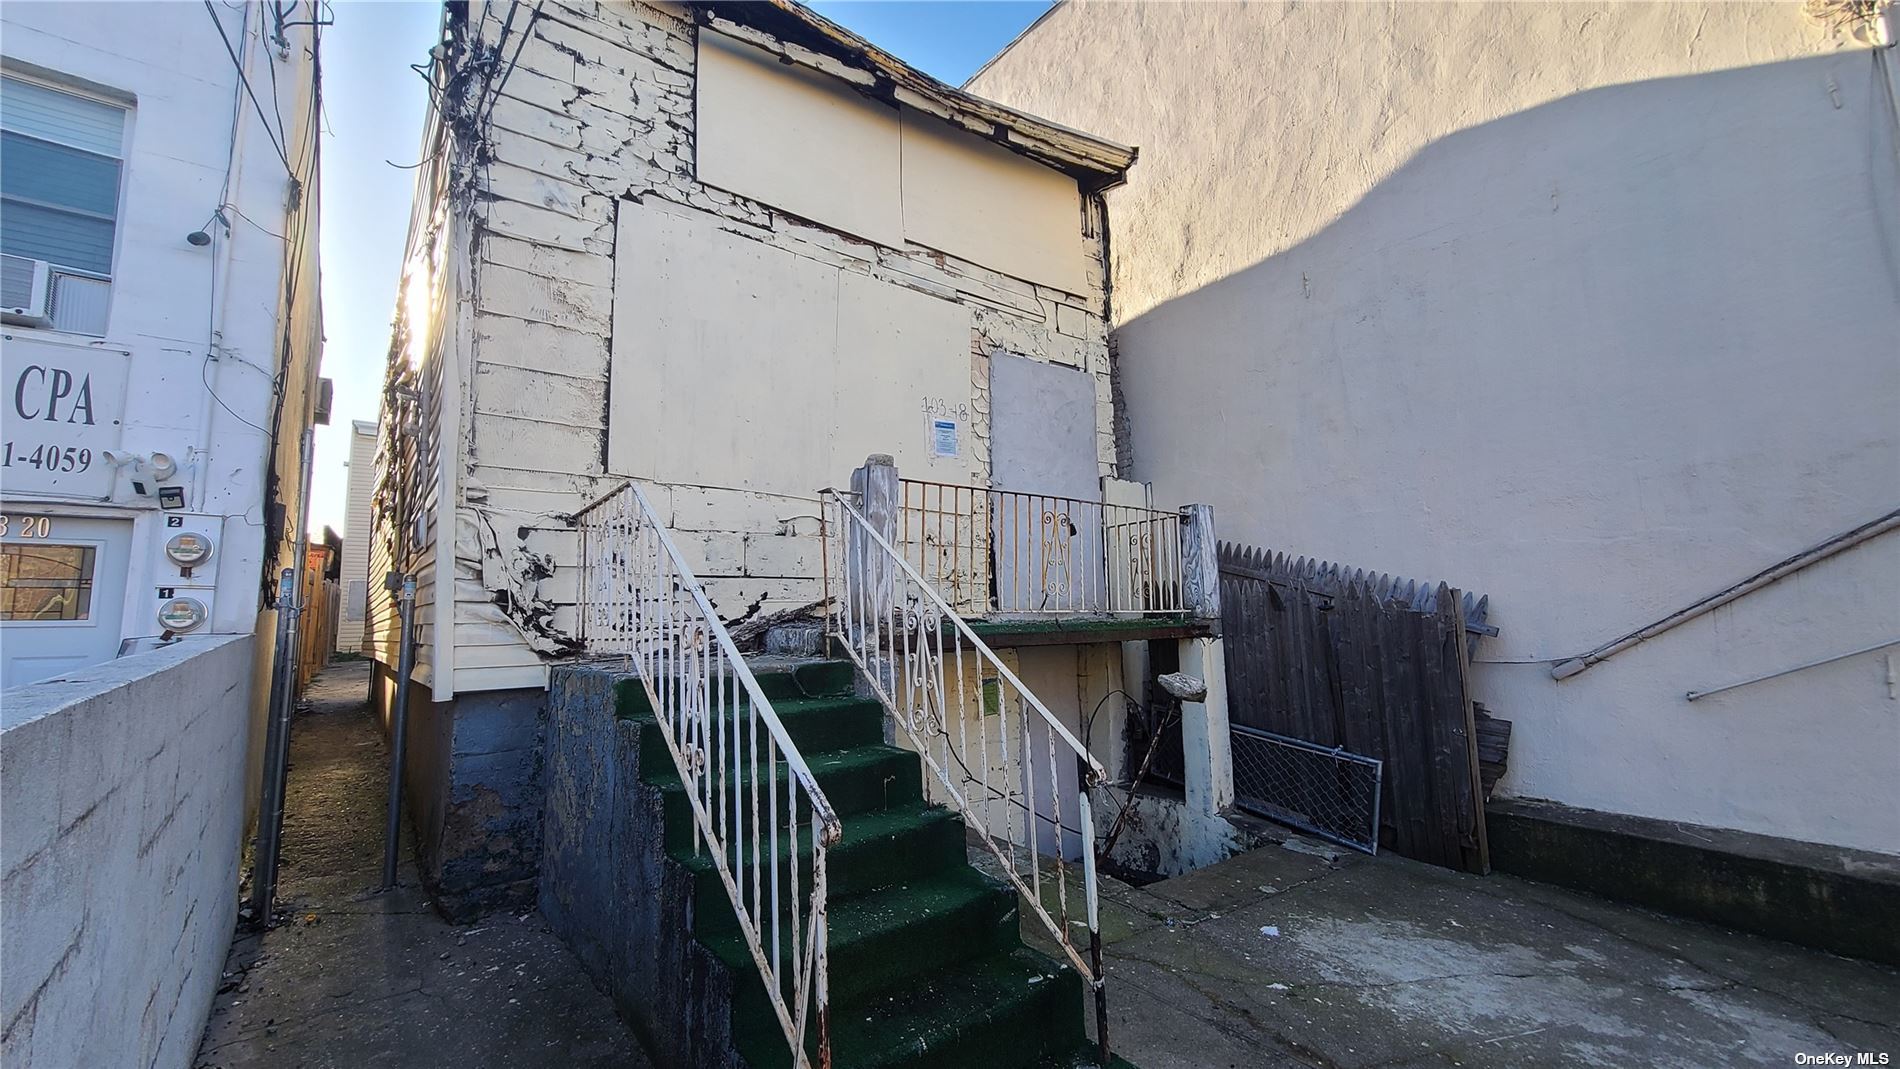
[381,574,417,890]
[248,566,300,925]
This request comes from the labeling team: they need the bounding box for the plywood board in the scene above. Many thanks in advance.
[696,30,903,248]
[899,109,1086,295]
[608,197,972,498]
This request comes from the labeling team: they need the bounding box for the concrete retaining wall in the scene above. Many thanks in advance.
[1,635,257,1068]
[1488,798,1900,967]
[540,665,740,1069]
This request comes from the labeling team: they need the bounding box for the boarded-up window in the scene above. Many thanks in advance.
[694,31,903,248]
[692,31,1087,295]
[897,112,1086,295]
[606,198,971,496]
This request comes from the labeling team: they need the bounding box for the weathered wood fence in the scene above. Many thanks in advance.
[295,575,340,692]
[1218,543,1493,873]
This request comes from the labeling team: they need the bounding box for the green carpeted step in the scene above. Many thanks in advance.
[735,947,1085,1069]
[683,803,969,932]
[1035,1050,1143,1069]
[612,657,1125,1069]
[616,661,857,717]
[713,866,1022,1041]
[754,660,858,701]
[627,695,888,779]
[652,745,925,855]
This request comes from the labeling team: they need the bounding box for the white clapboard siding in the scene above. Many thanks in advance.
[377,0,1118,696]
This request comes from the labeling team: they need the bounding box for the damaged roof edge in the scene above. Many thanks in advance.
[694,0,1137,190]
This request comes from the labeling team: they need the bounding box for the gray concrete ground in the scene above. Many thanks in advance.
[193,659,1897,1068]
[1081,828,1900,1069]
[193,660,647,1069]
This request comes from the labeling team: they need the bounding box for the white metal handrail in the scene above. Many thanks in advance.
[575,481,838,1069]
[899,477,1187,617]
[821,488,1111,1034]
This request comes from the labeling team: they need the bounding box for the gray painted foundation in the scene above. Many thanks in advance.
[539,664,743,1069]
[371,664,546,921]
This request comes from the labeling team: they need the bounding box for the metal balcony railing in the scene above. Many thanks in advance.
[821,484,1115,1059]
[575,481,839,1069]
[898,478,1187,617]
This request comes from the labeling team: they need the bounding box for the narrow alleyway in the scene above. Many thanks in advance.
[194,661,647,1069]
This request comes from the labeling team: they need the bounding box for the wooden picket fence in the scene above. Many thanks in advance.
[1217,543,1493,874]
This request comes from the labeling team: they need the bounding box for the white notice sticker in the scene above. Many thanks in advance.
[929,418,958,458]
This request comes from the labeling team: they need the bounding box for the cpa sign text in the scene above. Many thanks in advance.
[1,334,128,500]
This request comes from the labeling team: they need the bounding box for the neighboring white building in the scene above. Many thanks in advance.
[968,2,1900,856]
[0,5,325,1066]
[337,418,377,652]
[0,1,326,689]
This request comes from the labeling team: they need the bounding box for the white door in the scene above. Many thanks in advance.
[0,514,131,688]
[988,355,1106,613]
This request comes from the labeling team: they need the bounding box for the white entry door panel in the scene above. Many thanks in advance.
[1,514,131,689]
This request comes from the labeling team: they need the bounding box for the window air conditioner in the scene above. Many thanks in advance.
[1,255,53,327]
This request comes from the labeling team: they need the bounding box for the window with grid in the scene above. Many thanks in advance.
[0,543,97,621]
[0,74,128,336]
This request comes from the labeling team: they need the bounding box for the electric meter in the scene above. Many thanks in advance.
[157,597,208,633]
[165,532,214,567]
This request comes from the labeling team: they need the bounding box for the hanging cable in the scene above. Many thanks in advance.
[202,0,293,173]
[475,0,545,134]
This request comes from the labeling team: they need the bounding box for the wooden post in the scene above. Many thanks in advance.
[1180,504,1220,621]
[849,455,899,632]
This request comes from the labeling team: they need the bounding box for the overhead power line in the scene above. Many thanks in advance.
[202,0,294,173]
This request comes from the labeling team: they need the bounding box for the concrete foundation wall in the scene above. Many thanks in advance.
[1,635,256,1068]
[373,663,545,920]
[540,665,740,1069]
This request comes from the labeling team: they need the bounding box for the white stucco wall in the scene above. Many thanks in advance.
[971,3,1900,853]
[1,1,324,644]
[1,634,256,1068]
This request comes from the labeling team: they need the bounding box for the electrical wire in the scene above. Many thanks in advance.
[476,0,546,134]
[201,0,293,174]
[221,202,286,241]
[202,353,272,435]
[260,7,292,152]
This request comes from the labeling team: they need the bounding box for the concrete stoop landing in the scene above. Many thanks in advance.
[542,659,1122,1069]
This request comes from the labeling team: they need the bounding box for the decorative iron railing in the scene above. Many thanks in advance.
[575,481,838,1069]
[899,478,1186,617]
[821,485,1114,1057]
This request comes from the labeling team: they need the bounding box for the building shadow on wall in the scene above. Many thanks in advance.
[1114,47,1900,599]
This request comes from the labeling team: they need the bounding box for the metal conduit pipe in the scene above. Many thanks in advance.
[1550,506,1900,680]
[1686,637,1900,701]
[382,574,417,890]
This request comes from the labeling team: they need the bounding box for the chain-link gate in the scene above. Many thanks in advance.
[1230,725,1382,854]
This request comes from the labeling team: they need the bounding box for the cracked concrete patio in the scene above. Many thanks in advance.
[1081,826,1900,1068]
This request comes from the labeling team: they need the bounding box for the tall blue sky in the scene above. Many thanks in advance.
[310,0,1052,536]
